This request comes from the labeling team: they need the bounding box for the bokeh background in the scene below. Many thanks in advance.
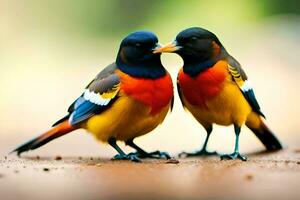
[0,0,299,157]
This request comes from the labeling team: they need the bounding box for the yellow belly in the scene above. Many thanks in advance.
[81,95,171,142]
[183,79,252,127]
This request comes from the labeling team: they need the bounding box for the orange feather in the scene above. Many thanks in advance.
[178,60,227,108]
[116,70,173,114]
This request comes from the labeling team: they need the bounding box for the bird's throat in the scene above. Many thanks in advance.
[183,59,218,77]
[116,56,166,79]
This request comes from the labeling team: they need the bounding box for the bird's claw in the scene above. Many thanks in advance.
[128,150,171,159]
[112,154,141,162]
[178,149,217,158]
[220,152,247,161]
[149,151,171,159]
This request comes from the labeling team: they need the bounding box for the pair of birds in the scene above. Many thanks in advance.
[12,27,282,162]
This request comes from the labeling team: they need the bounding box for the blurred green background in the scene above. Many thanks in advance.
[0,0,299,157]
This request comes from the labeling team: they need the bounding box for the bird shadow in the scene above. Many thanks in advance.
[247,149,283,156]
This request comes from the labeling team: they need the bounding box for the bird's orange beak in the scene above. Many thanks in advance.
[153,41,180,54]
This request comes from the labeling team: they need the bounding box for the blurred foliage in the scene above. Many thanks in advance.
[6,0,299,39]
[263,0,300,16]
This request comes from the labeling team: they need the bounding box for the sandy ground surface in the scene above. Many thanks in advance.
[1,149,300,200]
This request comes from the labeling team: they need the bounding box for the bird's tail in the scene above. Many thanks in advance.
[246,112,283,151]
[11,120,77,156]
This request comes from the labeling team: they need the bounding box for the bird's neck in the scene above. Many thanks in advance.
[183,59,218,77]
[116,56,166,79]
[183,49,227,77]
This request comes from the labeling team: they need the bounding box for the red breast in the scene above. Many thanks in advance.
[178,60,227,107]
[116,69,173,114]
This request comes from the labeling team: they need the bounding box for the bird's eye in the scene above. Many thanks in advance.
[190,37,197,41]
[135,43,141,47]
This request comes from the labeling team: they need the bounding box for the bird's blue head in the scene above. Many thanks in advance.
[116,31,166,79]
[154,27,226,76]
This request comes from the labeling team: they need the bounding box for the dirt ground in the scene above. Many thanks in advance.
[0,149,299,200]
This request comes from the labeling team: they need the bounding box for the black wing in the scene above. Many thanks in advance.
[227,56,265,118]
[53,63,121,126]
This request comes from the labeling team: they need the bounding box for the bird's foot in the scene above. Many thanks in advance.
[179,149,217,158]
[112,154,141,162]
[128,150,171,159]
[220,152,247,161]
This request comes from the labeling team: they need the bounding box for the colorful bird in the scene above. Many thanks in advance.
[12,31,174,162]
[154,27,282,161]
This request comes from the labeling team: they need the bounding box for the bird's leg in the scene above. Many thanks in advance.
[220,125,247,161]
[126,139,171,159]
[179,126,217,157]
[108,138,141,162]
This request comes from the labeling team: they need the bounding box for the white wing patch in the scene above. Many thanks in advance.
[83,89,111,106]
[241,80,252,92]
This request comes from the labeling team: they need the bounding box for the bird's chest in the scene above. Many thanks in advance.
[178,62,227,107]
[118,72,173,114]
